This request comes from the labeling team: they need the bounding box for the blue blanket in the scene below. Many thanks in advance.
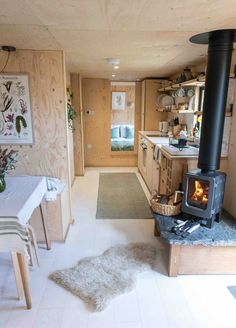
[111,138,134,151]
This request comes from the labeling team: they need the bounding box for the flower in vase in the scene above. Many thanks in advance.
[0,148,18,175]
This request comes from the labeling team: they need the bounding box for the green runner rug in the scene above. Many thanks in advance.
[96,173,152,220]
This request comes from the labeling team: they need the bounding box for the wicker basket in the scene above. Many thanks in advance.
[150,193,181,216]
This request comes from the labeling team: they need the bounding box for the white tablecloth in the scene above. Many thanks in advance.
[0,176,47,254]
[0,176,47,226]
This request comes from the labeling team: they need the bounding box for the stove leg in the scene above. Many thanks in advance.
[215,212,221,223]
[206,217,214,228]
[206,213,221,228]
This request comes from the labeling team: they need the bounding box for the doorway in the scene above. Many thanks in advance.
[82,78,141,167]
[110,82,135,152]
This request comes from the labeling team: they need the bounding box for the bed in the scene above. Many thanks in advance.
[111,125,134,151]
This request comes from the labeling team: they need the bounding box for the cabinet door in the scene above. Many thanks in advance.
[146,141,154,190]
[138,135,144,176]
[152,160,160,193]
[159,154,168,194]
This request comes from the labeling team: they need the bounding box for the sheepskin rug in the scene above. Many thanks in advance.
[49,242,157,311]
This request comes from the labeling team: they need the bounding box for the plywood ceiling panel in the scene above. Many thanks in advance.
[0,25,60,50]
[0,0,235,79]
[0,0,42,25]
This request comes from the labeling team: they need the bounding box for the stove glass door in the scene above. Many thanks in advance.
[187,177,210,210]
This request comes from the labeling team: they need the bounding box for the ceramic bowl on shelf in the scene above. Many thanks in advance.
[186,88,195,97]
[175,88,185,97]
[160,95,174,107]
[156,94,166,107]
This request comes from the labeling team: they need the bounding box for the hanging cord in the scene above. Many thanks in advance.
[0,51,10,73]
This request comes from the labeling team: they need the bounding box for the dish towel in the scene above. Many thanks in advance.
[153,144,160,161]
[45,178,65,202]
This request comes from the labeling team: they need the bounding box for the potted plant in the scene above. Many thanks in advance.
[67,88,76,131]
[0,148,18,192]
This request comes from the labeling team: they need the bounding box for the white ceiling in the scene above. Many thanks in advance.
[0,0,236,80]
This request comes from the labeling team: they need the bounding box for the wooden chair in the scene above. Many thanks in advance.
[12,252,31,308]
[11,224,41,308]
[1,199,51,309]
[27,224,40,267]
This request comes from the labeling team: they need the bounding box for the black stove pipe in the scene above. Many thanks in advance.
[190,29,236,172]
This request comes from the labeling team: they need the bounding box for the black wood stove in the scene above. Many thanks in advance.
[182,29,236,228]
[182,170,226,228]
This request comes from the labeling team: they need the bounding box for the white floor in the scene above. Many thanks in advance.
[1,167,236,328]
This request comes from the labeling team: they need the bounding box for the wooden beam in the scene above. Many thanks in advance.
[70,73,85,176]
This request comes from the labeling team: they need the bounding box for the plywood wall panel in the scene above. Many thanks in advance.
[0,50,71,240]
[144,79,168,131]
[224,91,236,217]
[214,54,236,218]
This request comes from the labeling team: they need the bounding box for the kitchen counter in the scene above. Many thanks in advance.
[161,144,228,159]
[139,131,228,159]
[161,145,199,159]
[138,131,169,145]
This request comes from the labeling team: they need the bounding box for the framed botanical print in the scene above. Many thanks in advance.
[0,74,33,144]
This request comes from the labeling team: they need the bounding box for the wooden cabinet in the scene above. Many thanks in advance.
[160,153,187,195]
[138,134,144,176]
[141,79,168,131]
[138,134,148,179]
[138,136,160,193]
[152,160,160,192]
[146,141,154,190]
[138,134,195,195]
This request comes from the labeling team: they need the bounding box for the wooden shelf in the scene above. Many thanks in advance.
[193,111,231,117]
[156,108,196,114]
[156,108,169,112]
[171,109,195,114]
[158,76,205,92]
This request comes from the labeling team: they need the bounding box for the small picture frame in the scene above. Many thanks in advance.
[112,92,126,110]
